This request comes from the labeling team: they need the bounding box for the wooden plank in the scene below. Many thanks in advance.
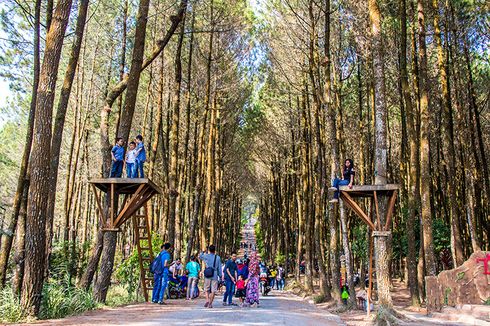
[341,192,375,230]
[339,184,400,192]
[384,190,398,231]
[91,184,105,228]
[367,231,374,317]
[133,215,148,302]
[110,183,114,229]
[374,191,381,230]
[89,178,162,195]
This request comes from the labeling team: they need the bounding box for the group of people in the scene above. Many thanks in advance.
[258,262,286,291]
[110,135,146,178]
[150,242,284,308]
[239,242,255,251]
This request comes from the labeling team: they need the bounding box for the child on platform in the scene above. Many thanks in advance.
[135,135,146,178]
[235,275,247,307]
[110,137,125,177]
[125,141,137,178]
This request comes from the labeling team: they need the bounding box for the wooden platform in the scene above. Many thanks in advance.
[339,184,399,197]
[89,178,162,230]
[88,178,161,302]
[89,178,162,195]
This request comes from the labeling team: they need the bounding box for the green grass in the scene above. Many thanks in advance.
[0,287,24,323]
[0,282,97,323]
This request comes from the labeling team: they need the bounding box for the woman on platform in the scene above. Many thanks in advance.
[329,159,355,203]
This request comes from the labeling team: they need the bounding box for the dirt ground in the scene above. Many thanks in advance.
[18,291,344,326]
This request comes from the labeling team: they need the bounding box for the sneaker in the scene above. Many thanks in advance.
[222,302,228,306]
[329,198,338,203]
[158,301,166,305]
[204,302,209,308]
[328,187,337,192]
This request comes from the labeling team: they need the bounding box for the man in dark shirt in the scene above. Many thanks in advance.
[223,252,238,306]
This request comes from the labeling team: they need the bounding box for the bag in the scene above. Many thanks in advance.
[204,255,217,278]
[150,254,163,274]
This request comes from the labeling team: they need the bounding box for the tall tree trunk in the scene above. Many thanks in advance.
[368,0,393,311]
[399,0,420,306]
[168,14,186,257]
[21,0,73,315]
[94,0,152,303]
[417,0,437,277]
[0,0,41,288]
[322,0,341,303]
[431,0,463,266]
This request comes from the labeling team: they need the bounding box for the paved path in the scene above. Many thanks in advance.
[30,291,344,326]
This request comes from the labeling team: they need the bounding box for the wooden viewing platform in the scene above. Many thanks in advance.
[89,178,162,231]
[89,178,163,302]
[338,183,399,317]
[339,184,399,232]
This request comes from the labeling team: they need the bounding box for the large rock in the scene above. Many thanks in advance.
[426,251,490,312]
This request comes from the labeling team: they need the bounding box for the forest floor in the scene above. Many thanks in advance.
[20,290,344,325]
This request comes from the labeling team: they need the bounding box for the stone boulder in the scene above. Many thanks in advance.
[426,251,490,312]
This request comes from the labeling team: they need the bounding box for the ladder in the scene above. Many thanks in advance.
[132,204,154,302]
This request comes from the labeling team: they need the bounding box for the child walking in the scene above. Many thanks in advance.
[235,275,247,307]
[125,141,138,178]
[110,137,125,177]
[135,135,146,178]
[329,159,355,203]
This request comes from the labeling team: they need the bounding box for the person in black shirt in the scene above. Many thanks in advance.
[329,159,355,203]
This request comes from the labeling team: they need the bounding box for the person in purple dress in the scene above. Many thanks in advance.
[246,251,260,307]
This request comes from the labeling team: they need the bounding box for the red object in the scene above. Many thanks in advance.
[476,253,490,275]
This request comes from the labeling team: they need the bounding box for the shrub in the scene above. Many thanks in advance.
[313,294,329,304]
[105,284,143,307]
[0,287,24,323]
[39,281,97,319]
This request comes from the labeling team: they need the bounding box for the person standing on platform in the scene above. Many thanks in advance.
[125,141,137,178]
[223,252,238,306]
[135,135,146,178]
[110,137,125,177]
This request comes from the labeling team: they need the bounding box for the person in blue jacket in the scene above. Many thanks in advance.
[151,242,172,304]
[110,137,125,177]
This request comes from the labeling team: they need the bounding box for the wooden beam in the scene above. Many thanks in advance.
[341,192,375,230]
[110,183,115,229]
[119,189,155,225]
[91,184,105,228]
[373,191,381,230]
[367,231,374,317]
[113,184,146,227]
[339,184,400,192]
[384,190,397,231]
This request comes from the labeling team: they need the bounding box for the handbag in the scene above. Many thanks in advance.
[203,255,217,278]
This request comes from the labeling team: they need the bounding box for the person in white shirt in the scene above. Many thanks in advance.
[169,258,183,278]
[125,141,138,178]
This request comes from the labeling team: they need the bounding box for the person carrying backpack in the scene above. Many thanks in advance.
[199,244,222,308]
[151,242,172,304]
